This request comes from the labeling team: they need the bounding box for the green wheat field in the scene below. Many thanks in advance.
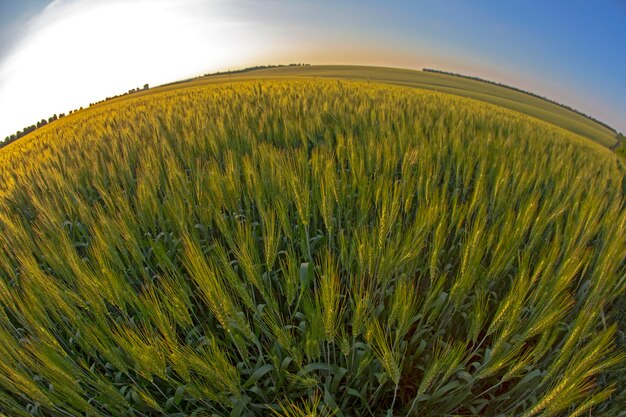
[0,75,624,416]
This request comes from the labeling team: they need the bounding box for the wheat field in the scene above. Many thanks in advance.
[0,79,624,416]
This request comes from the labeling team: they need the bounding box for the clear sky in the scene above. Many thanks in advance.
[0,0,624,139]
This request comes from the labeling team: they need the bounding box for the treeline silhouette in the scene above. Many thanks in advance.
[2,112,71,148]
[88,84,149,107]
[142,64,311,93]
[1,84,150,149]
[204,63,310,77]
[423,68,617,134]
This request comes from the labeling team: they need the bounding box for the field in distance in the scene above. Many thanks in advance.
[94,65,618,148]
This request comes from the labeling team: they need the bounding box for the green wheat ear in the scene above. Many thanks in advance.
[271,391,336,417]
[318,251,343,343]
[366,318,402,385]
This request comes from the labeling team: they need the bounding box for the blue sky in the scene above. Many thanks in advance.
[0,0,624,138]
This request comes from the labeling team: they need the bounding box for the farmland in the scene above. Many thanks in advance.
[79,65,618,148]
[0,79,624,416]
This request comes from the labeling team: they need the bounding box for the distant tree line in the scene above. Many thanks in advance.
[1,84,150,149]
[2,112,70,149]
[157,64,311,89]
[88,84,149,107]
[423,68,618,134]
[204,63,310,77]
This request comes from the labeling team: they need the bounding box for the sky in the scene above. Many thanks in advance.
[0,0,624,139]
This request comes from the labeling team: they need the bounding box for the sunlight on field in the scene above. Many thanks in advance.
[0,80,623,416]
